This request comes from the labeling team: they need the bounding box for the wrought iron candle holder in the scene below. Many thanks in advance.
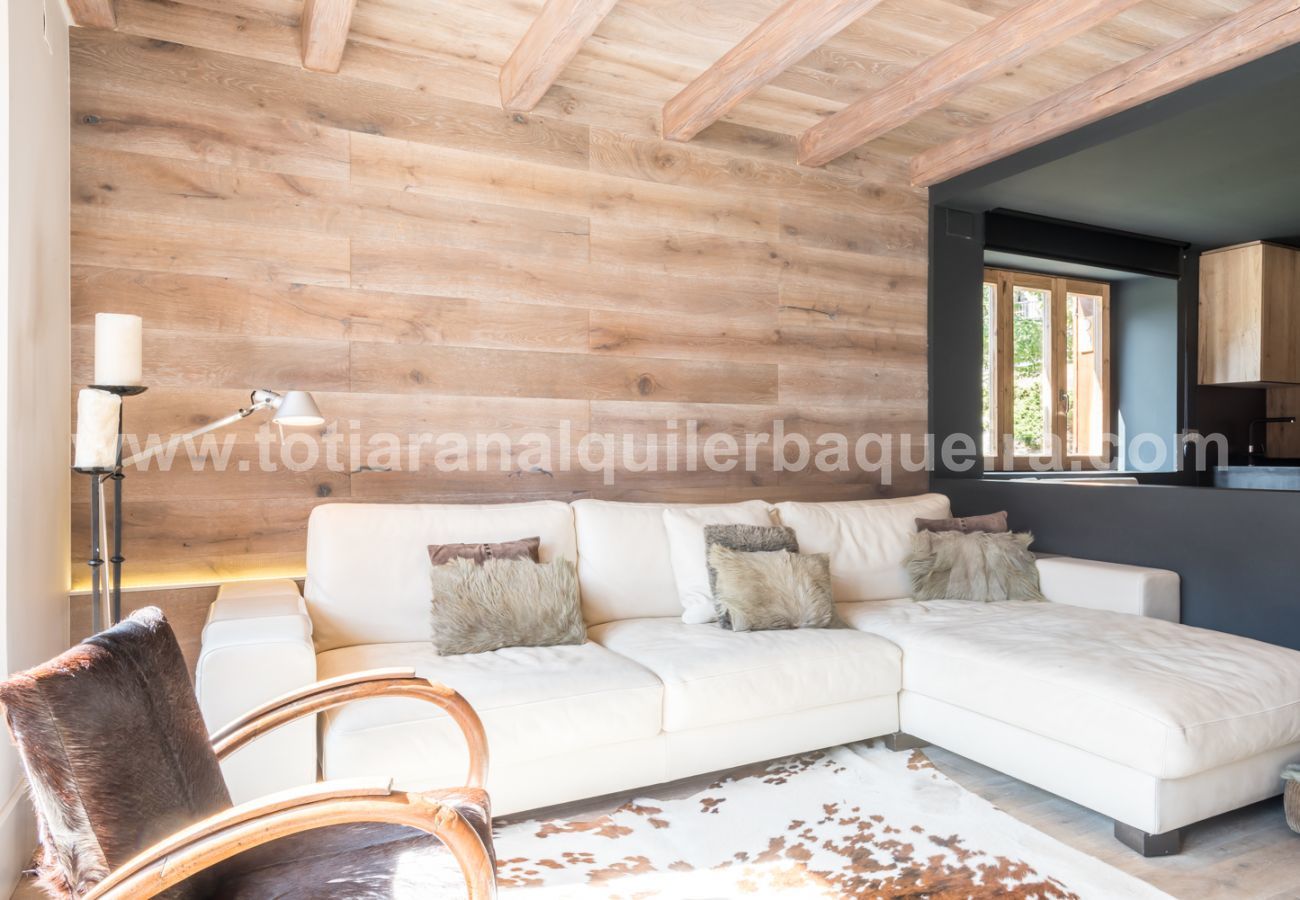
[72,384,147,632]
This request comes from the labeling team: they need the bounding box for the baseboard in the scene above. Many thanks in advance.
[0,779,34,897]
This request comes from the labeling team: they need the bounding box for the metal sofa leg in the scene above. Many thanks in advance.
[1114,820,1182,857]
[883,731,929,752]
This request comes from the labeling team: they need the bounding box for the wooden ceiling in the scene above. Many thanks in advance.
[69,0,1285,184]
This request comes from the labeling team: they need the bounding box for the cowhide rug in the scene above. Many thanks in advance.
[493,741,1173,898]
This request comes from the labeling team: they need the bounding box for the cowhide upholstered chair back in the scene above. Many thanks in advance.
[0,608,230,899]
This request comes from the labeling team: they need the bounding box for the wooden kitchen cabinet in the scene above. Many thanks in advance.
[1199,241,1300,385]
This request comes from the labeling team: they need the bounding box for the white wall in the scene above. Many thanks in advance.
[0,0,72,890]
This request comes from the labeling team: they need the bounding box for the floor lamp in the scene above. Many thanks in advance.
[75,389,324,632]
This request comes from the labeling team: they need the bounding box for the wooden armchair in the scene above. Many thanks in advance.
[0,608,496,899]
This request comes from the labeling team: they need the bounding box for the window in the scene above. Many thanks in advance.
[982,268,1112,470]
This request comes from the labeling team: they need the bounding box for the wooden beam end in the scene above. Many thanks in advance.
[908,155,938,189]
[301,53,345,74]
[300,0,357,76]
[498,72,539,114]
[658,0,887,146]
[660,103,697,143]
[500,0,621,115]
[67,0,116,29]
[795,132,830,168]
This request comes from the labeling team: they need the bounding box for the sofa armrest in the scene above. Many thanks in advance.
[196,579,317,804]
[1035,556,1180,622]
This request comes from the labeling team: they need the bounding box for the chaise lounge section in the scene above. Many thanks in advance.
[196,494,1300,855]
[840,598,1300,854]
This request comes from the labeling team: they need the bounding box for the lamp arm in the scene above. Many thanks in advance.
[121,393,277,469]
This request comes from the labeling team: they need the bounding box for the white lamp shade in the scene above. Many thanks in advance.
[272,391,324,427]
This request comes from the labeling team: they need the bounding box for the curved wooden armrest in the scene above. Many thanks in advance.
[210,667,488,788]
[84,780,496,900]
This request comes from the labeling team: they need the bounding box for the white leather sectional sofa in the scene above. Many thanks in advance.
[196,493,1300,856]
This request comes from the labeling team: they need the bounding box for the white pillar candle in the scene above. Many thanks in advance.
[74,389,122,469]
[94,313,143,387]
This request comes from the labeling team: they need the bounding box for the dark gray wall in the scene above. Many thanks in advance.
[1112,276,1179,471]
[930,210,1297,649]
[930,206,1300,647]
[928,208,986,479]
[938,478,1300,649]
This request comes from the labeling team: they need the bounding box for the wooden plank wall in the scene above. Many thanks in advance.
[68,21,929,592]
[70,586,215,674]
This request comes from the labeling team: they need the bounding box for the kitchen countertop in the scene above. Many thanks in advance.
[1213,465,1300,491]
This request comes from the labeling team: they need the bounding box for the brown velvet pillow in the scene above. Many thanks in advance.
[916,511,1009,534]
[0,609,231,899]
[428,536,541,567]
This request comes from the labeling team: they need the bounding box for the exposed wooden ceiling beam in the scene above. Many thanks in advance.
[67,0,116,29]
[500,0,621,112]
[301,0,358,73]
[662,0,887,143]
[911,0,1300,188]
[797,0,1146,168]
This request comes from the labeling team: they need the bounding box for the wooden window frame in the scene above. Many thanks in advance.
[983,267,1113,472]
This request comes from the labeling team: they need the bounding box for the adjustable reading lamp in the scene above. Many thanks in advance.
[121,390,325,467]
[78,389,325,631]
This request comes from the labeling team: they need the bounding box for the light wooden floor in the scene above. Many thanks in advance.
[13,746,1300,899]
[925,746,1300,900]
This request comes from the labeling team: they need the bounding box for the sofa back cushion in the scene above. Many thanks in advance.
[773,494,951,602]
[571,499,681,625]
[572,499,776,624]
[306,501,577,651]
[662,501,776,624]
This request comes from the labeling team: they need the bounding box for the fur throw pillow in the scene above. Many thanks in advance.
[430,557,586,655]
[707,544,834,632]
[704,523,799,629]
[907,531,1046,603]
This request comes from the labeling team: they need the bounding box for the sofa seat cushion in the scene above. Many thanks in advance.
[587,618,901,733]
[315,641,663,783]
[839,599,1300,779]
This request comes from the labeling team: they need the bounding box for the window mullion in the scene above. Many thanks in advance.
[1048,278,1068,458]
[996,271,1014,463]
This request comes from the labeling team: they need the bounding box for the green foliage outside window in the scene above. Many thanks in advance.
[1012,290,1046,454]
